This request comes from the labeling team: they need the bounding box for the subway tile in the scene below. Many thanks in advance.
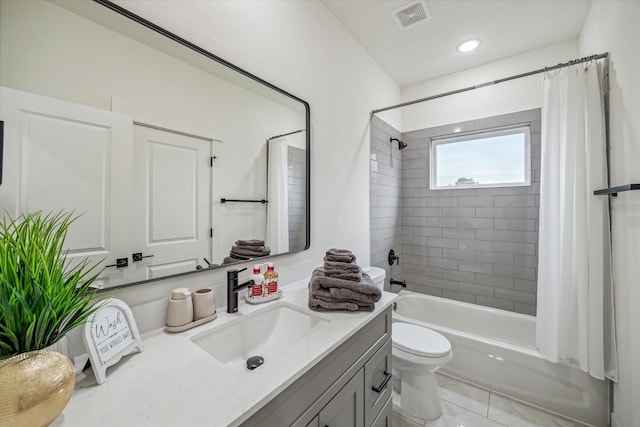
[458,218,494,229]
[515,278,537,293]
[428,237,459,249]
[493,241,537,256]
[442,207,476,218]
[437,189,477,197]
[402,177,427,188]
[475,229,514,242]
[459,239,493,252]
[512,108,541,123]
[494,288,536,305]
[426,277,459,291]
[402,167,429,179]
[459,281,495,297]
[403,245,443,257]
[458,196,494,207]
[475,273,514,289]
[403,254,428,266]
[514,266,536,281]
[427,257,459,270]
[514,231,538,243]
[412,284,444,297]
[476,187,514,196]
[442,228,476,239]
[402,158,428,170]
[402,187,430,198]
[442,290,476,304]
[459,260,494,275]
[402,235,428,246]
[428,217,459,228]
[443,269,476,283]
[401,197,427,208]
[515,254,538,268]
[494,218,536,231]
[425,197,459,207]
[402,216,427,227]
[413,226,443,237]
[404,264,443,278]
[512,207,539,219]
[533,119,542,133]
[494,195,535,207]
[476,296,514,311]
[476,252,514,266]
[403,126,442,141]
[443,248,476,261]
[494,264,516,278]
[515,302,537,316]
[475,207,514,218]
[404,272,428,286]
[413,207,442,217]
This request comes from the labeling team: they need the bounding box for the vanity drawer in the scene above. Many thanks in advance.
[370,395,392,427]
[364,338,392,426]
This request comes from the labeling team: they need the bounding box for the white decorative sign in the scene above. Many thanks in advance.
[83,298,143,385]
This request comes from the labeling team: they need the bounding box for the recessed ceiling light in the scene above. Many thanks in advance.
[456,39,482,53]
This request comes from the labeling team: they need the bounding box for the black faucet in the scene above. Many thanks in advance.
[227,267,255,313]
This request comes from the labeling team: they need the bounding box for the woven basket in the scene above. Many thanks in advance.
[0,350,75,427]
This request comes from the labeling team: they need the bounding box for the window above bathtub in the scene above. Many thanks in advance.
[429,125,531,190]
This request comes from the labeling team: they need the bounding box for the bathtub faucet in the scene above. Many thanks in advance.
[390,278,406,288]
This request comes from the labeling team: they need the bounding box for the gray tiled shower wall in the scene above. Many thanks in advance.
[288,146,307,251]
[370,109,541,315]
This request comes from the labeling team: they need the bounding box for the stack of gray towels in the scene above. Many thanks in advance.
[223,239,271,264]
[308,249,382,312]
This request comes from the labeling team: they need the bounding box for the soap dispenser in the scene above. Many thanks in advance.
[166,288,194,327]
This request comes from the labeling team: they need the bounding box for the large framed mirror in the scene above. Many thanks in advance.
[0,0,310,290]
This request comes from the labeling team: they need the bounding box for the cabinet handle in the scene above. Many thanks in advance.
[372,371,392,393]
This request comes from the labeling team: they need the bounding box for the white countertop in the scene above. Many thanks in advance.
[53,279,396,426]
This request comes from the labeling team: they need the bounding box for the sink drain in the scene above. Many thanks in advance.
[247,355,264,370]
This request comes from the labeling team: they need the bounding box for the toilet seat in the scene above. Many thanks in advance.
[392,322,451,358]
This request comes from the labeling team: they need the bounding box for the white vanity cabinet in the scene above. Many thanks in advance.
[242,306,393,427]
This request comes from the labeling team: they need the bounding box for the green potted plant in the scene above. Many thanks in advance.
[0,211,103,360]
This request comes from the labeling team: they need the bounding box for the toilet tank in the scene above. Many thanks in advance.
[364,266,385,291]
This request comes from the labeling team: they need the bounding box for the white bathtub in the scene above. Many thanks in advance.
[392,291,607,427]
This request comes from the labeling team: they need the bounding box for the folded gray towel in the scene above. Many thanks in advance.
[223,256,239,264]
[229,252,251,260]
[323,259,361,273]
[323,268,362,282]
[308,294,374,312]
[310,269,381,300]
[231,246,271,257]
[325,248,357,263]
[236,239,265,246]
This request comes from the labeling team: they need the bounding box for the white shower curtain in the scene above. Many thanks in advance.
[266,138,289,254]
[536,60,617,381]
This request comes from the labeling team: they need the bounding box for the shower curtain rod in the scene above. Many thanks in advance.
[267,128,305,141]
[371,53,608,115]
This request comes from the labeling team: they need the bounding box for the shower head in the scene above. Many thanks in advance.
[390,137,408,150]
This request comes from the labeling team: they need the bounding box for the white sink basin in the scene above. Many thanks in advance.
[192,302,329,367]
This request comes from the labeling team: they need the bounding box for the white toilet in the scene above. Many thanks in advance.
[366,267,453,421]
[391,322,452,420]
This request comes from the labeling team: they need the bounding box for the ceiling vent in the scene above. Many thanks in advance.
[391,0,431,30]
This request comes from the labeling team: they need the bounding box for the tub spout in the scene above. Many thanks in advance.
[390,279,406,288]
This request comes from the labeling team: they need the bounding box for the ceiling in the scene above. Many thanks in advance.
[322,0,592,88]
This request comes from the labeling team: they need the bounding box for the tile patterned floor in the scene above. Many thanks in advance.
[392,373,589,427]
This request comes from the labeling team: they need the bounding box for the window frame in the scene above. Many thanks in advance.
[429,124,532,190]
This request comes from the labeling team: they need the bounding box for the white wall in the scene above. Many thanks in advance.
[579,2,640,426]
[400,40,578,132]
[74,0,400,326]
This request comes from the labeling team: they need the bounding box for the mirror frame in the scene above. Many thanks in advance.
[90,0,311,291]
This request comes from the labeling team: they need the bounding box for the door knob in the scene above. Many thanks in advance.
[105,258,128,268]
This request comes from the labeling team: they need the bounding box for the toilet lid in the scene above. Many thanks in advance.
[392,322,451,358]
